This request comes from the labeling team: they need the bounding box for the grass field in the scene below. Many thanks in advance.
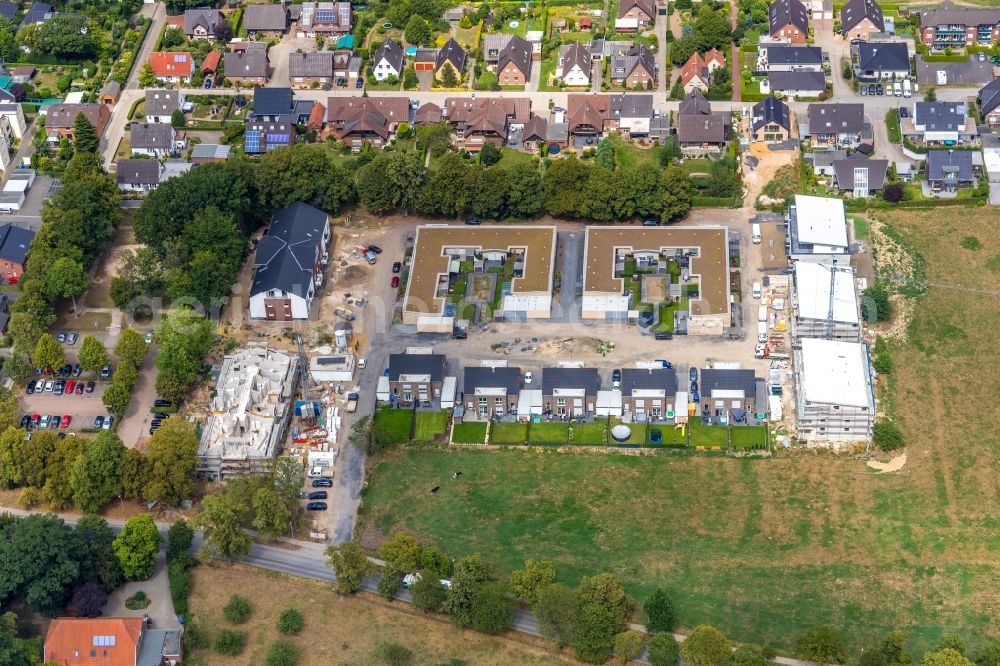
[413,411,448,442]
[490,421,528,444]
[374,408,413,443]
[183,564,566,666]
[360,208,1000,656]
[528,421,569,444]
[453,421,488,443]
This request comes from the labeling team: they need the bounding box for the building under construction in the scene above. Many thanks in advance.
[793,338,874,443]
[791,260,861,343]
[197,346,299,480]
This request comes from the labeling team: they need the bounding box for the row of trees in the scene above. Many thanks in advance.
[101,328,148,415]
[0,417,199,511]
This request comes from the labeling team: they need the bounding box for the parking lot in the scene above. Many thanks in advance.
[4,174,55,231]
[22,379,111,433]
[915,54,996,86]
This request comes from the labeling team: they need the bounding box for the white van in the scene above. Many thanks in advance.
[893,82,902,97]
[758,305,768,323]
[757,321,768,343]
[751,223,762,244]
[752,282,762,299]
[903,79,911,98]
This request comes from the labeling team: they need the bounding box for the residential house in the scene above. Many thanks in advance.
[767,70,825,97]
[307,101,326,133]
[616,0,655,32]
[679,50,725,93]
[250,201,330,320]
[190,143,232,164]
[0,222,33,282]
[564,93,656,144]
[698,368,766,423]
[288,51,334,87]
[184,8,225,40]
[483,33,515,65]
[794,338,874,442]
[443,96,530,150]
[44,617,181,666]
[751,95,792,142]
[149,51,195,83]
[620,367,678,422]
[225,48,269,86]
[808,148,847,176]
[611,44,657,89]
[145,89,184,124]
[522,114,569,153]
[855,41,909,80]
[840,0,884,40]
[18,2,52,30]
[609,93,655,137]
[245,87,305,153]
[925,149,975,191]
[333,48,351,78]
[831,152,888,196]
[675,89,731,152]
[44,103,110,143]
[769,0,810,43]
[324,96,410,149]
[918,5,1000,50]
[907,101,977,146]
[413,102,443,125]
[793,261,861,341]
[444,6,468,23]
[129,122,176,157]
[0,103,26,139]
[807,102,865,146]
[541,367,600,416]
[242,3,289,36]
[373,38,404,81]
[10,66,35,84]
[0,1,15,20]
[979,77,1000,126]
[414,48,438,72]
[116,158,162,192]
[556,42,591,86]
[298,2,353,36]
[497,35,532,85]
[566,94,607,145]
[202,51,221,79]
[756,44,823,72]
[386,353,446,406]
[463,365,522,420]
[99,80,121,106]
[788,194,850,261]
[435,38,467,83]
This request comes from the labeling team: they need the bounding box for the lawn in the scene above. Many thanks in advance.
[184,563,564,666]
[490,421,528,444]
[569,420,607,445]
[527,421,569,444]
[852,215,871,242]
[373,408,413,443]
[688,419,728,449]
[606,132,661,169]
[729,425,768,450]
[453,421,488,443]
[495,148,537,169]
[359,208,1000,656]
[677,158,715,175]
[413,411,448,442]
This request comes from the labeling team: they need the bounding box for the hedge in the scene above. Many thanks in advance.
[693,196,741,208]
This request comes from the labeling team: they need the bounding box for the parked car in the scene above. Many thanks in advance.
[860,85,867,96]
[311,478,333,488]
[689,367,698,383]
[307,491,328,500]
[154,399,172,407]
[72,364,81,377]
[145,331,154,344]
[19,415,31,429]
[65,380,75,394]
[391,276,399,288]
[154,412,170,420]
[355,77,363,88]
[102,416,113,430]
[60,364,72,377]
[25,380,35,395]
[612,369,621,388]
[654,332,672,341]
[54,380,64,395]
[978,51,987,62]
[93,416,104,428]
[465,217,481,225]
[60,415,71,428]
[100,365,112,378]
[67,332,78,345]
[691,380,699,394]
[86,381,95,393]
[57,332,67,343]
[44,380,54,392]
[75,383,84,395]
[363,250,377,265]
[451,328,467,340]
[876,83,883,95]
[31,413,41,428]
[367,244,383,254]
[306,501,328,511]
[392,261,401,273]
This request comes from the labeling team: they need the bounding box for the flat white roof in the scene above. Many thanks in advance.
[794,261,859,324]
[794,195,849,249]
[985,147,1000,174]
[799,338,871,408]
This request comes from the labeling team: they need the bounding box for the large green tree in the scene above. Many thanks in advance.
[45,257,89,309]
[355,152,426,214]
[923,649,975,666]
[644,588,677,633]
[0,514,90,614]
[70,431,127,513]
[33,332,65,371]
[410,570,448,613]
[72,112,99,154]
[198,492,251,562]
[36,15,100,59]
[544,157,593,217]
[534,582,578,648]
[795,626,846,665]
[649,633,680,666]
[154,308,213,402]
[660,166,693,222]
[75,515,124,591]
[470,582,515,635]
[509,559,555,606]
[114,328,149,368]
[376,532,422,572]
[251,487,291,542]
[325,542,374,594]
[255,143,353,212]
[577,573,632,627]
[143,419,199,504]
[113,515,162,580]
[443,553,490,627]
[505,162,545,218]
[78,335,109,372]
[572,602,619,664]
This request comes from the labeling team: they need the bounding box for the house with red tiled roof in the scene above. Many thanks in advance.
[680,50,726,94]
[202,50,221,75]
[149,51,195,83]
[44,617,182,666]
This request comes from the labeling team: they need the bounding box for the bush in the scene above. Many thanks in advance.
[266,639,301,666]
[861,283,892,322]
[874,420,904,451]
[883,183,903,203]
[168,562,192,617]
[377,565,401,600]
[214,629,247,655]
[649,632,680,666]
[277,608,304,635]
[223,595,253,624]
[375,642,414,666]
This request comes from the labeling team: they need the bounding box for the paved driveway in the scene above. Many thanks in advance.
[115,342,161,449]
[267,34,317,87]
[103,548,181,630]
[916,55,995,86]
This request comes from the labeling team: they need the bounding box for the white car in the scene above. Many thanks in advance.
[308,466,325,478]
[145,331,154,344]
[358,358,366,369]
[524,371,533,384]
[755,343,767,359]
[752,282,762,300]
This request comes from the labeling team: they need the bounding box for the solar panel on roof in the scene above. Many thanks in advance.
[316,9,335,21]
[174,54,186,62]
[266,133,290,143]
[244,130,261,153]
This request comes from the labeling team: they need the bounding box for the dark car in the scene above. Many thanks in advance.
[154,399,172,407]
[25,380,35,395]
[367,244,383,254]
[355,77,363,88]
[392,262,401,273]
[689,367,698,383]
[49,415,60,429]
[75,383,84,394]
[19,415,31,429]
[307,491,328,500]
[899,107,909,119]
[72,364,82,377]
[57,332,67,343]
[54,380,65,395]
[86,381,95,393]
[60,364,72,377]
[867,83,876,95]
[612,369,622,384]
[100,365,112,378]
[335,77,347,87]
[154,412,170,420]
[451,328,467,340]
[642,219,659,227]
[654,332,672,341]
[391,276,399,288]
[306,501,328,511]
[93,415,104,429]
[465,217,481,226]
[311,478,333,488]
[691,380,699,394]
[876,83,884,95]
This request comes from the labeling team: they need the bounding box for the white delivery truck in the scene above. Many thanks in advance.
[894,82,902,96]
[757,321,768,343]
[903,79,911,97]
[751,223,762,244]
[758,305,768,323]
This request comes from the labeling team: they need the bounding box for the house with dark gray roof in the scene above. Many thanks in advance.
[620,368,678,422]
[483,33,514,64]
[757,45,822,73]
[611,44,656,89]
[289,51,333,87]
[18,2,52,30]
[751,95,791,142]
[184,8,225,40]
[908,101,977,146]
[373,38,404,81]
[807,102,865,146]
[541,367,600,416]
[435,38,466,81]
[767,70,825,98]
[0,222,33,282]
[769,0,809,43]
[698,368,766,423]
[225,49,269,85]
[242,4,289,35]
[925,149,975,191]
[556,42,591,86]
[856,42,908,80]
[831,153,888,196]
[129,123,176,157]
[0,2,17,20]
[497,35,532,85]
[808,148,847,176]
[249,201,330,320]
[245,88,302,153]
[145,89,184,123]
[840,0,884,40]
[980,78,1000,126]
[676,90,730,151]
[462,365,522,420]
[387,353,447,406]
[116,159,162,192]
